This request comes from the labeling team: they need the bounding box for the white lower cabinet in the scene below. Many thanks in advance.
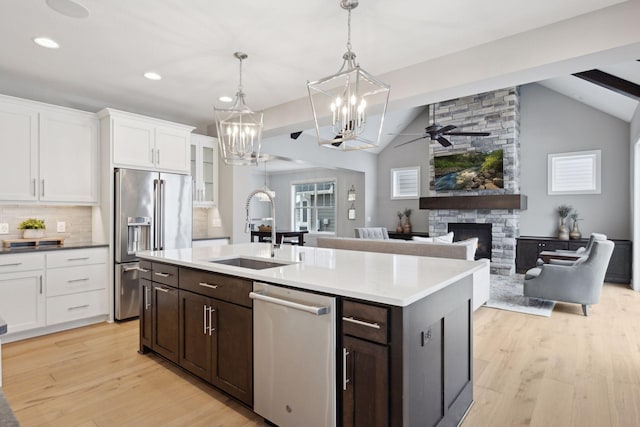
[46,248,108,325]
[0,254,46,335]
[0,247,108,342]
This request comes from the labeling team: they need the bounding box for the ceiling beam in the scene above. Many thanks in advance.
[573,69,640,101]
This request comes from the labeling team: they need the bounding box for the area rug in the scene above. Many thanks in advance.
[484,274,555,317]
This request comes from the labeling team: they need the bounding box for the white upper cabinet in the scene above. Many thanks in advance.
[39,109,99,203]
[190,133,218,207]
[101,108,194,174]
[0,95,99,205]
[0,101,38,201]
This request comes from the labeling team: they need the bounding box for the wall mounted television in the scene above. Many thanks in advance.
[433,149,504,191]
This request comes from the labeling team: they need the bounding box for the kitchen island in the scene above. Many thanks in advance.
[137,243,485,427]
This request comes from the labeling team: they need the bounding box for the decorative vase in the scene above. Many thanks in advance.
[396,220,403,234]
[23,229,45,239]
[403,218,412,234]
[557,218,569,240]
[570,221,582,240]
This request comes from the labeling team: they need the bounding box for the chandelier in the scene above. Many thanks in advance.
[215,52,264,166]
[307,0,390,151]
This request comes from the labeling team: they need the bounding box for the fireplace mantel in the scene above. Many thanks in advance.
[420,194,527,210]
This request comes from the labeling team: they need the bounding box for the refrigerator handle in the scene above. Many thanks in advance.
[159,179,166,250]
[153,179,159,250]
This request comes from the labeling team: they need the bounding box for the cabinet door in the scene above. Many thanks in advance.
[211,299,253,406]
[112,117,155,169]
[39,110,99,204]
[178,290,212,382]
[0,270,45,334]
[199,140,218,206]
[0,101,38,201]
[343,335,388,427]
[155,126,190,173]
[151,283,179,363]
[140,279,153,350]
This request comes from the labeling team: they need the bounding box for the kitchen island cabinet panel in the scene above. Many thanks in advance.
[211,298,252,406]
[343,335,388,427]
[151,282,180,363]
[179,290,212,382]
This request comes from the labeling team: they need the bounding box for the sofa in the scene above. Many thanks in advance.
[316,237,490,311]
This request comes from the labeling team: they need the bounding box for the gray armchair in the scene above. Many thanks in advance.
[524,239,614,316]
[354,227,389,239]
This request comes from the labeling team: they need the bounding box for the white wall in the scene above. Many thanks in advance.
[519,84,630,239]
[375,107,430,232]
[630,104,640,290]
[267,168,366,246]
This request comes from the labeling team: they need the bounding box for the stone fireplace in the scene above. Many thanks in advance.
[448,223,492,260]
[424,87,521,275]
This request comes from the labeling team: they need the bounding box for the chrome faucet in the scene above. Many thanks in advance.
[245,189,279,257]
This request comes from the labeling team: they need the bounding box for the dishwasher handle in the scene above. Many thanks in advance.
[249,291,330,316]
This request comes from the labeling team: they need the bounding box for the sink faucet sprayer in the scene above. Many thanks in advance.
[245,189,279,257]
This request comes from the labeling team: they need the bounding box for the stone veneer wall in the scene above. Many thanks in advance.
[428,87,521,275]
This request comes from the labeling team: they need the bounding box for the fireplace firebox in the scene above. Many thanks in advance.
[448,223,492,260]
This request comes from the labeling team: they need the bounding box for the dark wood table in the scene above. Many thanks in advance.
[250,230,308,246]
[538,250,583,264]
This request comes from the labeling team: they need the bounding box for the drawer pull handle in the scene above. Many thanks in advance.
[342,316,381,329]
[68,304,90,311]
[154,272,171,278]
[68,278,90,283]
[67,257,90,261]
[198,282,218,289]
[155,287,170,293]
[0,263,22,267]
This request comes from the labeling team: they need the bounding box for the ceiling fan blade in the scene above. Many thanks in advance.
[387,133,426,136]
[395,135,427,148]
[444,131,491,136]
[437,136,452,147]
[438,125,456,133]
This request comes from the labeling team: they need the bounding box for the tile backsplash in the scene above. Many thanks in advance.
[0,205,92,245]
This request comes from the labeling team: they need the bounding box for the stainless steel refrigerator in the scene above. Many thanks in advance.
[114,168,192,320]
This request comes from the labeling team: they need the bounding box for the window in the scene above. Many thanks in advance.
[292,181,336,233]
[391,166,420,199]
[548,150,601,195]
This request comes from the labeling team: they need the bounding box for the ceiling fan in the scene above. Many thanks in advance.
[394,104,491,148]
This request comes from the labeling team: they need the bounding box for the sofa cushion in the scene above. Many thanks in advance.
[412,236,433,243]
[412,231,454,244]
[453,237,479,260]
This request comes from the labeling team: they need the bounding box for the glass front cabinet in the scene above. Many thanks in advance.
[190,134,218,207]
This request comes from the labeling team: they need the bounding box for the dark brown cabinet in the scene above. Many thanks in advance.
[138,262,179,363]
[178,288,253,406]
[516,237,632,283]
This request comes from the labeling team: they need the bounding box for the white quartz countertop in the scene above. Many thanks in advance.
[137,243,485,307]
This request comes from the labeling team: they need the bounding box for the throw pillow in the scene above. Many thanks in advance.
[454,237,479,260]
[412,236,433,243]
[433,232,454,243]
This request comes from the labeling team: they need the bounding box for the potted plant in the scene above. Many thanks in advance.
[18,218,46,239]
[403,208,412,234]
[396,211,404,233]
[556,205,572,240]
[569,211,582,240]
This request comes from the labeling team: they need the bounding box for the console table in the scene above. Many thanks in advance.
[516,236,632,284]
[250,230,308,246]
[388,231,430,241]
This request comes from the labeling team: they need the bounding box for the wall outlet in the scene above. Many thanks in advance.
[57,221,66,233]
[0,223,8,234]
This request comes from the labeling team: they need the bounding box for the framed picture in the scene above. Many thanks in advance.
[348,206,356,220]
[347,185,356,201]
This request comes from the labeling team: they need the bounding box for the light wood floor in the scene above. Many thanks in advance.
[2,282,640,426]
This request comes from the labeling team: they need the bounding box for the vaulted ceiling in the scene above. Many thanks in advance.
[0,0,638,145]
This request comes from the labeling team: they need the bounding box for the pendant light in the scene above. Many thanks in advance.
[307,0,390,151]
[215,52,264,166]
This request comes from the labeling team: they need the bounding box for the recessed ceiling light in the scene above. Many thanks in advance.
[144,72,162,81]
[33,37,60,49]
[46,0,89,19]
[219,96,233,103]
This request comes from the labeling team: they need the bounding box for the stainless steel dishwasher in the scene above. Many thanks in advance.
[251,282,336,427]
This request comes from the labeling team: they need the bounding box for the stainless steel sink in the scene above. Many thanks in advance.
[208,257,291,270]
